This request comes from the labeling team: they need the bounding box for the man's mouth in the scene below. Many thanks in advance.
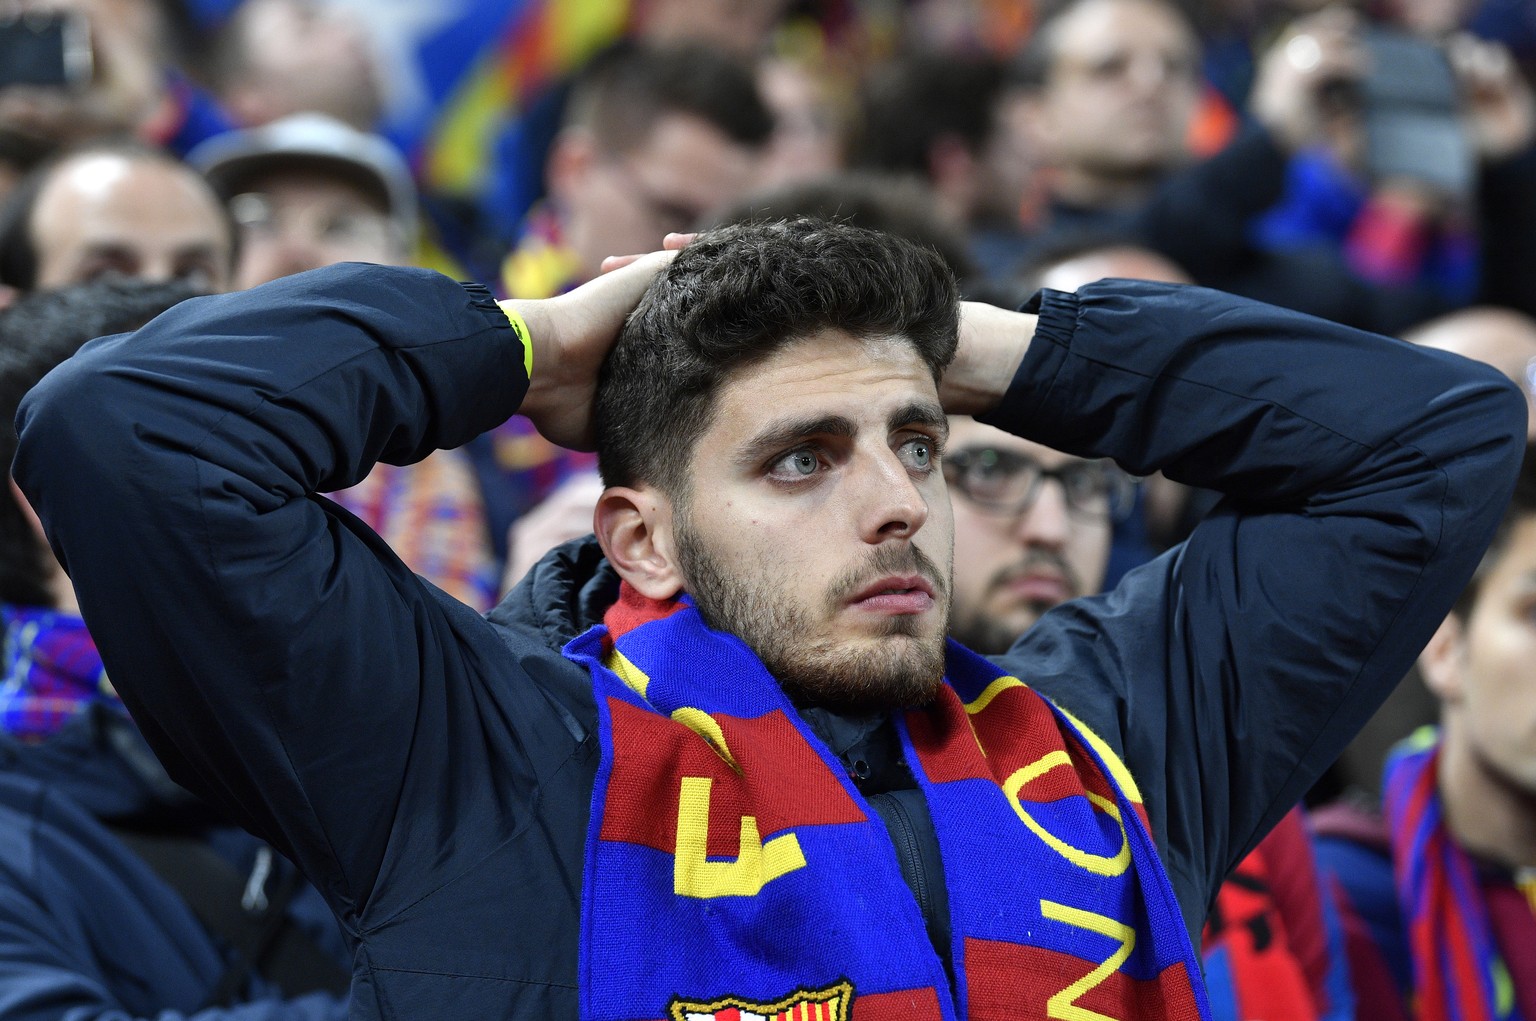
[1004,572,1073,606]
[847,574,937,615]
[994,553,1078,609]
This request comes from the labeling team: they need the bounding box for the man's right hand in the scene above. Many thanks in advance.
[509,237,686,451]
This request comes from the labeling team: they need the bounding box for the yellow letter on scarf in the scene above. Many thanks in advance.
[1041,900,1136,1021]
[674,776,806,898]
[1003,752,1131,877]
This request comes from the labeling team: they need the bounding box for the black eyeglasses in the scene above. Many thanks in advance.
[943,448,1136,521]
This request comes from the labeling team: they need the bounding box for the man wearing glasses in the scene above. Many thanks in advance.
[944,418,1133,654]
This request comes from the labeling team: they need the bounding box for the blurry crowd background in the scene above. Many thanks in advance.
[0,0,1533,1019]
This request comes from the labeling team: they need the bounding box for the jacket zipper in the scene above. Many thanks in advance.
[882,794,931,923]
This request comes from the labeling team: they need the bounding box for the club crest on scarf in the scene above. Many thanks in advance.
[565,588,1210,1021]
[669,980,852,1021]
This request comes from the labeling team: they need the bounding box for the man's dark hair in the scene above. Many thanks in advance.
[849,53,1006,180]
[1452,442,1536,621]
[564,43,773,155]
[596,217,959,499]
[0,139,237,291]
[1010,0,1074,90]
[0,277,202,606]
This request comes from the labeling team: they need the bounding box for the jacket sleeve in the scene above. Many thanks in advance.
[12,264,530,921]
[980,279,1525,929]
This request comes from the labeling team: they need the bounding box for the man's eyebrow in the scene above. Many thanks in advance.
[735,414,856,468]
[890,400,949,440]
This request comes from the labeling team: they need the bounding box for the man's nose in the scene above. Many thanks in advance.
[138,257,182,286]
[1125,52,1175,93]
[857,450,929,543]
[1014,476,1071,548]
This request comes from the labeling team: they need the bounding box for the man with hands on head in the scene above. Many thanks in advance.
[15,220,1524,1020]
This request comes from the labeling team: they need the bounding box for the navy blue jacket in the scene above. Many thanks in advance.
[0,706,347,1020]
[13,265,1524,1019]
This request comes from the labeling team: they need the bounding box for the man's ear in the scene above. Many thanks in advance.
[593,484,685,599]
[546,126,598,203]
[1419,613,1468,704]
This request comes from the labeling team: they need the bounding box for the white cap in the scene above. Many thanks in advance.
[188,112,418,242]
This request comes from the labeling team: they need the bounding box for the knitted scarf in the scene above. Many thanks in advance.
[1384,728,1526,1021]
[565,587,1209,1021]
[1199,808,1355,1021]
[0,605,116,742]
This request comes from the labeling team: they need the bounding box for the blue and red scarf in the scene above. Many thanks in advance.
[564,586,1209,1021]
[0,605,117,743]
[1384,728,1527,1021]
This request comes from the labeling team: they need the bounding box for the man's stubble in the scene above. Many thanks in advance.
[674,514,952,713]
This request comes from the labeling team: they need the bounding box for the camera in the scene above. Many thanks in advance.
[0,12,93,91]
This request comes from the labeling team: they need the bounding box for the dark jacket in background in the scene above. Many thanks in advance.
[0,706,348,1020]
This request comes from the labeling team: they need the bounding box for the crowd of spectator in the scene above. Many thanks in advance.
[0,0,1533,1018]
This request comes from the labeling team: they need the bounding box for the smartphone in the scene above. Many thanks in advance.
[0,12,92,90]
[1360,28,1473,199]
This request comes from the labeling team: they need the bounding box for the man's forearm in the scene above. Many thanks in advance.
[992,278,1523,904]
[982,279,1522,496]
[12,264,528,874]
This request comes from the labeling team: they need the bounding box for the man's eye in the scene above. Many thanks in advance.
[900,438,934,471]
[774,449,820,477]
[1064,467,1108,498]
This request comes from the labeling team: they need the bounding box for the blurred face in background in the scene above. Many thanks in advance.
[0,0,171,146]
[1028,0,1201,194]
[229,168,404,289]
[551,114,761,282]
[945,419,1119,654]
[221,0,383,130]
[756,58,843,190]
[29,151,232,290]
[1423,515,1536,802]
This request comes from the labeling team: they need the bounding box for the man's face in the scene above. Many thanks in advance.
[229,0,382,129]
[945,420,1113,655]
[1437,515,1536,796]
[559,114,760,282]
[671,330,953,712]
[30,152,233,291]
[1032,0,1200,184]
[230,169,404,289]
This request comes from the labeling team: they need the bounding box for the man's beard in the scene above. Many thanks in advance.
[675,524,951,713]
[948,549,1079,656]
